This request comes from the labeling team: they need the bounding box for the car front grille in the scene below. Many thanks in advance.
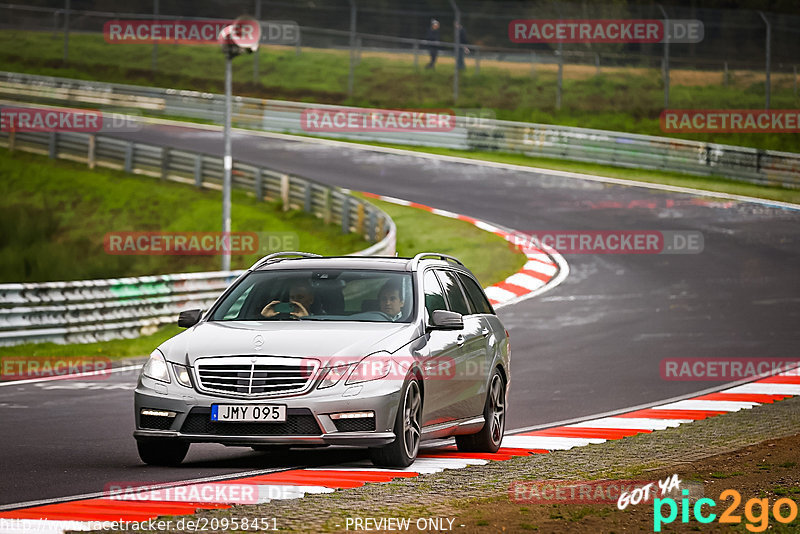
[194,356,318,398]
[181,407,322,436]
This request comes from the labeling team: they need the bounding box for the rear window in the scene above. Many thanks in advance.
[457,273,494,314]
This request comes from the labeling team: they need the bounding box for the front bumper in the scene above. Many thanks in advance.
[134,373,401,448]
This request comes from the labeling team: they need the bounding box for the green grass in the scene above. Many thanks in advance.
[334,141,800,205]
[0,149,368,283]
[2,30,799,152]
[0,325,182,360]
[353,193,526,288]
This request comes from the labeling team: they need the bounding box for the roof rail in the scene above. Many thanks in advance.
[249,251,322,270]
[410,252,464,270]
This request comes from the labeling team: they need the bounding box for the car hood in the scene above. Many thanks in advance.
[160,320,421,367]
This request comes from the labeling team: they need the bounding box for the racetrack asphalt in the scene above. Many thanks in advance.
[1,124,797,507]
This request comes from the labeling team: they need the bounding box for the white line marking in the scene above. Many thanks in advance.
[501,435,606,450]
[723,383,800,395]
[568,417,691,430]
[653,400,759,412]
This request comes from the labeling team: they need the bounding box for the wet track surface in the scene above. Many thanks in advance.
[2,124,798,506]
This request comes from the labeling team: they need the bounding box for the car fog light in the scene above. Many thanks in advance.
[330,411,375,420]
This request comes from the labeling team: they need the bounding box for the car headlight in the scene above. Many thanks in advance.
[346,352,394,385]
[142,349,170,383]
[172,364,192,387]
[318,364,351,389]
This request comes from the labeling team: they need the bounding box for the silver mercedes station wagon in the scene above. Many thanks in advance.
[134,252,510,467]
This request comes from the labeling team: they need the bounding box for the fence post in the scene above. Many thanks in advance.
[347,0,357,98]
[124,142,133,173]
[657,4,670,109]
[376,216,385,240]
[151,0,159,73]
[367,210,376,242]
[253,0,261,83]
[322,188,331,224]
[160,146,169,181]
[254,167,263,199]
[530,50,536,77]
[475,47,480,74]
[87,134,96,169]
[794,65,798,97]
[280,173,290,211]
[758,11,771,109]
[356,201,365,235]
[595,53,600,75]
[341,196,350,233]
[49,132,57,159]
[303,181,312,212]
[194,154,203,188]
[448,0,461,102]
[295,32,301,56]
[413,41,419,72]
[62,0,70,62]
[723,61,728,87]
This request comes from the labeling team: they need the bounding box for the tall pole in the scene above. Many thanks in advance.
[759,11,771,110]
[448,0,460,102]
[222,57,233,271]
[348,0,357,98]
[253,0,261,82]
[657,4,670,109]
[62,0,70,62]
[151,0,159,72]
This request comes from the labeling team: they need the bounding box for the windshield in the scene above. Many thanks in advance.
[210,269,414,323]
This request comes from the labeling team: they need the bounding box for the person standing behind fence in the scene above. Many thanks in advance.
[455,22,469,71]
[425,19,441,69]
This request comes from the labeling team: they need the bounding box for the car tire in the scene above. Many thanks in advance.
[369,377,422,468]
[455,369,505,453]
[136,439,190,466]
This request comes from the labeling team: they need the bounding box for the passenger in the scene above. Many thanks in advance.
[378,280,405,321]
[261,280,315,318]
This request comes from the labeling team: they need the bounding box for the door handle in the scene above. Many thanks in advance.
[456,334,466,345]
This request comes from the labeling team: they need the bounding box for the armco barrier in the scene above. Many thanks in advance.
[0,123,396,346]
[1,70,799,188]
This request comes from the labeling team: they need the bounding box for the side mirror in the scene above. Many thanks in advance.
[429,310,464,330]
[178,309,203,328]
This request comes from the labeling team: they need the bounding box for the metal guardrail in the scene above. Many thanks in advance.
[2,71,798,189]
[0,120,396,346]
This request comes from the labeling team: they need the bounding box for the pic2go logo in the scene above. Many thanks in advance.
[653,489,799,532]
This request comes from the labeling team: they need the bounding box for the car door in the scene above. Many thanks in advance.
[419,268,464,428]
[435,269,487,418]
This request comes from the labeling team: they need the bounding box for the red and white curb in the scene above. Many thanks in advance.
[2,371,798,533]
[359,192,569,308]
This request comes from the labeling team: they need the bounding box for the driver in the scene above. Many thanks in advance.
[261,280,315,318]
[378,280,405,321]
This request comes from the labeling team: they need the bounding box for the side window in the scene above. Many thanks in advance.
[435,270,471,315]
[458,273,494,315]
[423,270,447,316]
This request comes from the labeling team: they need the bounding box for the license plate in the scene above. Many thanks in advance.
[211,404,287,422]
